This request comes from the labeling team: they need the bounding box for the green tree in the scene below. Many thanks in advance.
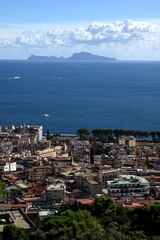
[45,227,73,240]
[41,215,70,232]
[62,209,106,240]
[80,133,89,140]
[77,128,90,138]
[91,129,99,138]
[131,204,160,236]
[150,131,157,140]
[42,209,106,240]
[77,220,106,240]
[113,128,123,139]
[29,229,46,240]
[91,129,107,141]
[91,196,113,217]
[2,224,27,240]
[156,131,160,139]
[46,129,52,140]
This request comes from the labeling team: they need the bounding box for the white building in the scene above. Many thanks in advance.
[3,162,17,172]
[107,175,149,197]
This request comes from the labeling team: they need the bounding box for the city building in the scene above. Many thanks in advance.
[46,183,66,204]
[118,136,136,147]
[0,208,35,238]
[107,175,149,197]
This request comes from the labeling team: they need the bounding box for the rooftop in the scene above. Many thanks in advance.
[0,209,32,232]
[107,175,149,185]
[75,198,94,205]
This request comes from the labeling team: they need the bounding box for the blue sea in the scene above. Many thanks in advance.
[0,60,160,134]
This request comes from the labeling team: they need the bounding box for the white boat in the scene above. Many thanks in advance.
[43,114,49,117]
[13,76,20,79]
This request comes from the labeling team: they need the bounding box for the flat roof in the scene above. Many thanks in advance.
[88,180,99,185]
[107,175,149,185]
[39,211,49,217]
[75,199,94,204]
[61,171,75,176]
[0,209,31,232]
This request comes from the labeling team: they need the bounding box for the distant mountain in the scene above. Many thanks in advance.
[28,52,117,62]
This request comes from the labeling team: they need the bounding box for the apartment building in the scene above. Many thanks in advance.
[107,175,149,197]
[46,183,66,203]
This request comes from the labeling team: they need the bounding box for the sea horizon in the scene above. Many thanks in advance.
[0,58,160,62]
[1,61,160,134]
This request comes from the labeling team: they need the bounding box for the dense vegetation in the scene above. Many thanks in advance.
[46,127,160,142]
[2,224,27,240]
[3,196,160,240]
[77,127,160,142]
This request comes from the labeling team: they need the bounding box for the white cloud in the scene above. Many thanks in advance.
[0,19,160,59]
[0,39,12,48]
[13,19,160,47]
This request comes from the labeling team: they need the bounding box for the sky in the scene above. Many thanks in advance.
[1,0,160,60]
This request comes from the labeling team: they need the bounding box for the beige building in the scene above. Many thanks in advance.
[26,166,53,181]
[98,168,120,184]
[46,183,66,203]
[86,180,102,195]
[34,146,61,158]
[118,136,136,147]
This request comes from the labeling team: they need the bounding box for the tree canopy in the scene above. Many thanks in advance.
[2,224,27,240]
[4,196,160,240]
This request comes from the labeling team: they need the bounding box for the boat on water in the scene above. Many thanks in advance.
[43,114,49,117]
[13,76,20,79]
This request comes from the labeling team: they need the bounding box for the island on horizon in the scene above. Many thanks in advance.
[28,51,117,62]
